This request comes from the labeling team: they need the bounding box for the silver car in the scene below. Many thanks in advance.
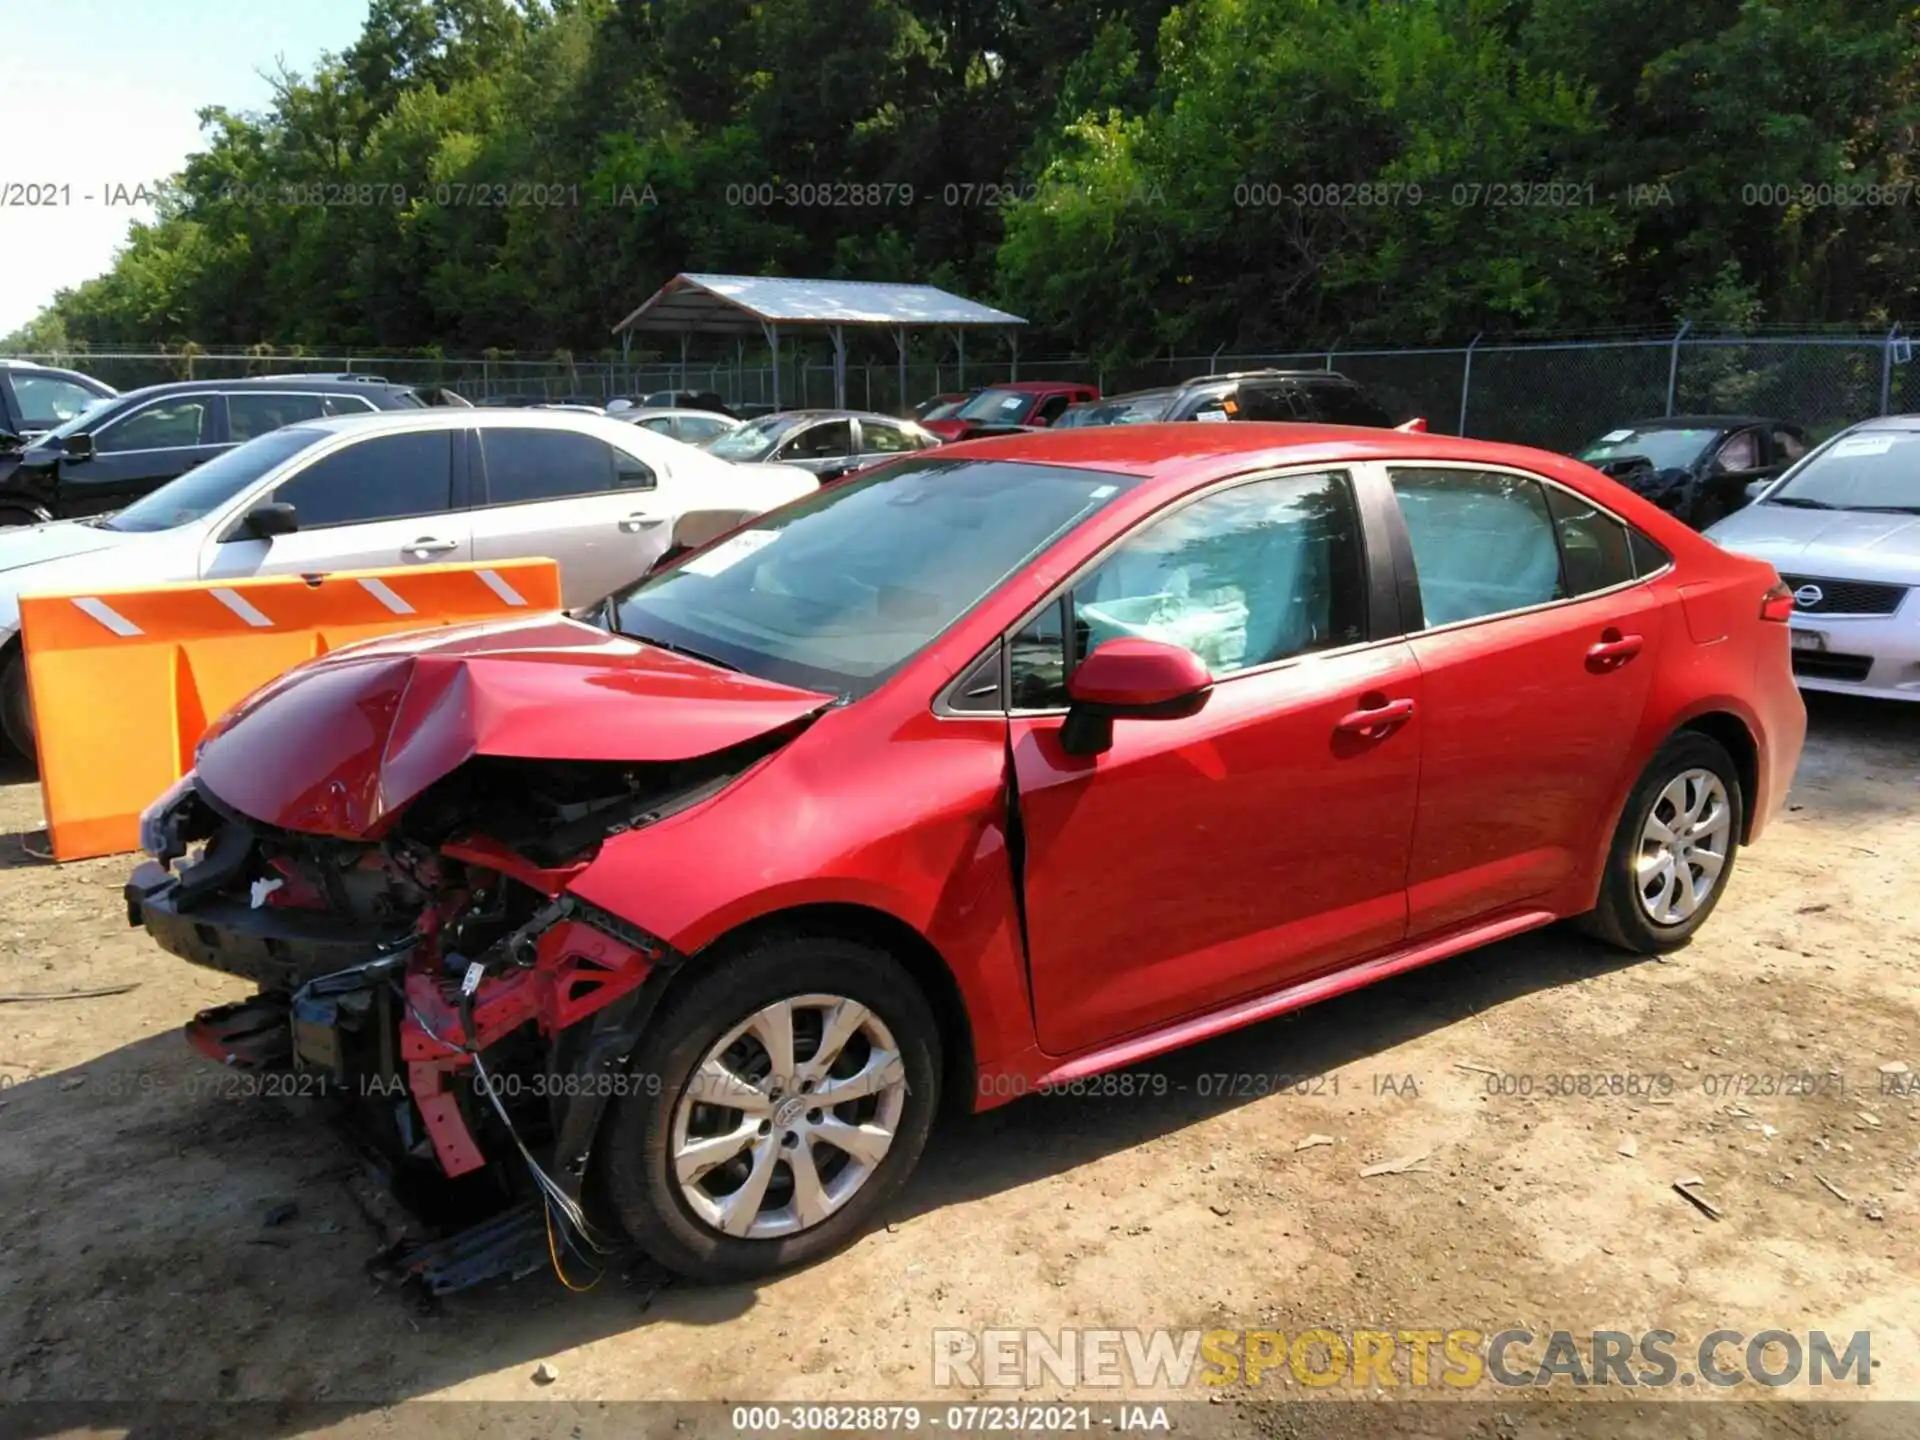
[617,407,743,445]
[0,408,814,757]
[1706,414,1920,701]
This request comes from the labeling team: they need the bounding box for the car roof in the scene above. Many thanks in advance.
[930,420,1578,488]
[1844,413,1920,431]
[1610,415,1782,430]
[969,380,1093,393]
[752,409,917,423]
[284,408,648,438]
[99,374,420,404]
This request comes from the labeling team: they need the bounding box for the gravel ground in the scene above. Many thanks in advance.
[0,693,1914,1438]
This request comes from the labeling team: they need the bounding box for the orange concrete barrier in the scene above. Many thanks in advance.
[20,559,562,861]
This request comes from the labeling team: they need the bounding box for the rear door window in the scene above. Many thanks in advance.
[1389,467,1567,626]
[227,392,330,441]
[478,427,619,503]
[1543,486,1635,595]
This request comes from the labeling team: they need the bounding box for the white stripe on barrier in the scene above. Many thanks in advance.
[359,577,416,615]
[210,588,274,628]
[475,569,528,607]
[72,597,144,637]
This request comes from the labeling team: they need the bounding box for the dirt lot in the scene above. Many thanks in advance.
[0,695,1915,1438]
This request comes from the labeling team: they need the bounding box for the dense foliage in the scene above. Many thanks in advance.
[11,0,1919,360]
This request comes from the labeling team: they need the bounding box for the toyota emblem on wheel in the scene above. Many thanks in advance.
[1792,584,1823,609]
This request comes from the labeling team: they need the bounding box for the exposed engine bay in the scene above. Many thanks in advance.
[122,730,803,1291]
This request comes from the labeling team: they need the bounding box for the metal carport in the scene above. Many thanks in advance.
[611,273,1026,410]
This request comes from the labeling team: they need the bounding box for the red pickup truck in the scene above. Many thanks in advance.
[920,380,1099,440]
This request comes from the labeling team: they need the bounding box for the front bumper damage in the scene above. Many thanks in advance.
[124,782,685,1292]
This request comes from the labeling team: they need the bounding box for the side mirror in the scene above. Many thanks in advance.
[1059,639,1212,756]
[62,432,94,461]
[240,501,299,539]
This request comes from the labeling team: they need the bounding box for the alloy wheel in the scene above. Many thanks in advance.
[670,993,908,1240]
[1636,768,1733,926]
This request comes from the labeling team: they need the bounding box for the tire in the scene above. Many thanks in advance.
[599,932,942,1283]
[0,645,34,766]
[1580,731,1743,953]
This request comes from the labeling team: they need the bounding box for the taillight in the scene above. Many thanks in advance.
[1760,582,1795,623]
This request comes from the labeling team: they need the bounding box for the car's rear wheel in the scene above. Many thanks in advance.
[1581,731,1743,953]
[0,645,34,765]
[599,933,941,1282]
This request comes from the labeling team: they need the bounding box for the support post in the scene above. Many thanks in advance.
[1009,329,1020,381]
[680,331,690,393]
[762,322,782,411]
[957,329,967,390]
[894,326,909,415]
[1666,320,1691,417]
[1881,323,1901,415]
[830,325,848,409]
[1458,333,1482,437]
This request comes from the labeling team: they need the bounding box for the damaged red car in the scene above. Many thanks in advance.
[125,423,1805,1286]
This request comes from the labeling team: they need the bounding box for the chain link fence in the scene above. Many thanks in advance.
[6,330,1911,444]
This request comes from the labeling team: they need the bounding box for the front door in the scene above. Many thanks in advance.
[1009,468,1422,1056]
[59,392,227,518]
[200,428,473,579]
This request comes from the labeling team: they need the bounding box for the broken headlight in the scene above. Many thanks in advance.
[138,773,199,869]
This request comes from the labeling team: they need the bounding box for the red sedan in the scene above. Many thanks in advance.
[128,423,1805,1284]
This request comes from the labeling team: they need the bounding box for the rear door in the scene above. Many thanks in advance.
[850,418,928,473]
[1376,462,1667,936]
[468,424,668,604]
[1008,466,1421,1055]
[59,391,226,518]
[200,427,471,579]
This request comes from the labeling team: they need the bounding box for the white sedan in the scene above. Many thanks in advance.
[0,407,815,757]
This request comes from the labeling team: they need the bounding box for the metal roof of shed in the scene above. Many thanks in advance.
[612,273,1026,334]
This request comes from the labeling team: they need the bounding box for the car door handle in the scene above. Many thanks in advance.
[406,537,459,555]
[1586,630,1644,670]
[620,514,665,533]
[1334,697,1416,736]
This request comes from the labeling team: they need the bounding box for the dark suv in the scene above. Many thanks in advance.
[0,361,117,446]
[1056,370,1396,429]
[0,375,426,526]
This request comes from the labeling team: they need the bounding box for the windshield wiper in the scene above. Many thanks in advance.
[1766,496,1835,510]
[1849,505,1920,514]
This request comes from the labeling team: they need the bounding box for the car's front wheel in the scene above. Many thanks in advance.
[599,932,942,1282]
[1582,731,1743,953]
[0,645,34,765]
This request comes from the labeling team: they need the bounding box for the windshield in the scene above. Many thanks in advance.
[33,395,121,445]
[1765,429,1920,512]
[704,414,800,462]
[104,426,331,532]
[1577,426,1719,471]
[954,388,1037,423]
[1057,393,1177,428]
[609,458,1140,695]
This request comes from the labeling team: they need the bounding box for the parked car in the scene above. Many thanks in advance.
[639,390,733,416]
[1574,416,1808,531]
[0,360,117,447]
[911,391,973,422]
[0,375,432,528]
[1705,414,1920,701]
[0,408,814,758]
[703,409,941,480]
[618,407,744,445]
[1054,370,1396,430]
[920,380,1099,440]
[123,421,1802,1284]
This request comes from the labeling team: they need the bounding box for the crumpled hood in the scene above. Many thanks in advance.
[193,615,834,838]
[1706,505,1920,582]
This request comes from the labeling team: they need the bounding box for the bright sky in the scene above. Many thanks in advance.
[0,0,371,337]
